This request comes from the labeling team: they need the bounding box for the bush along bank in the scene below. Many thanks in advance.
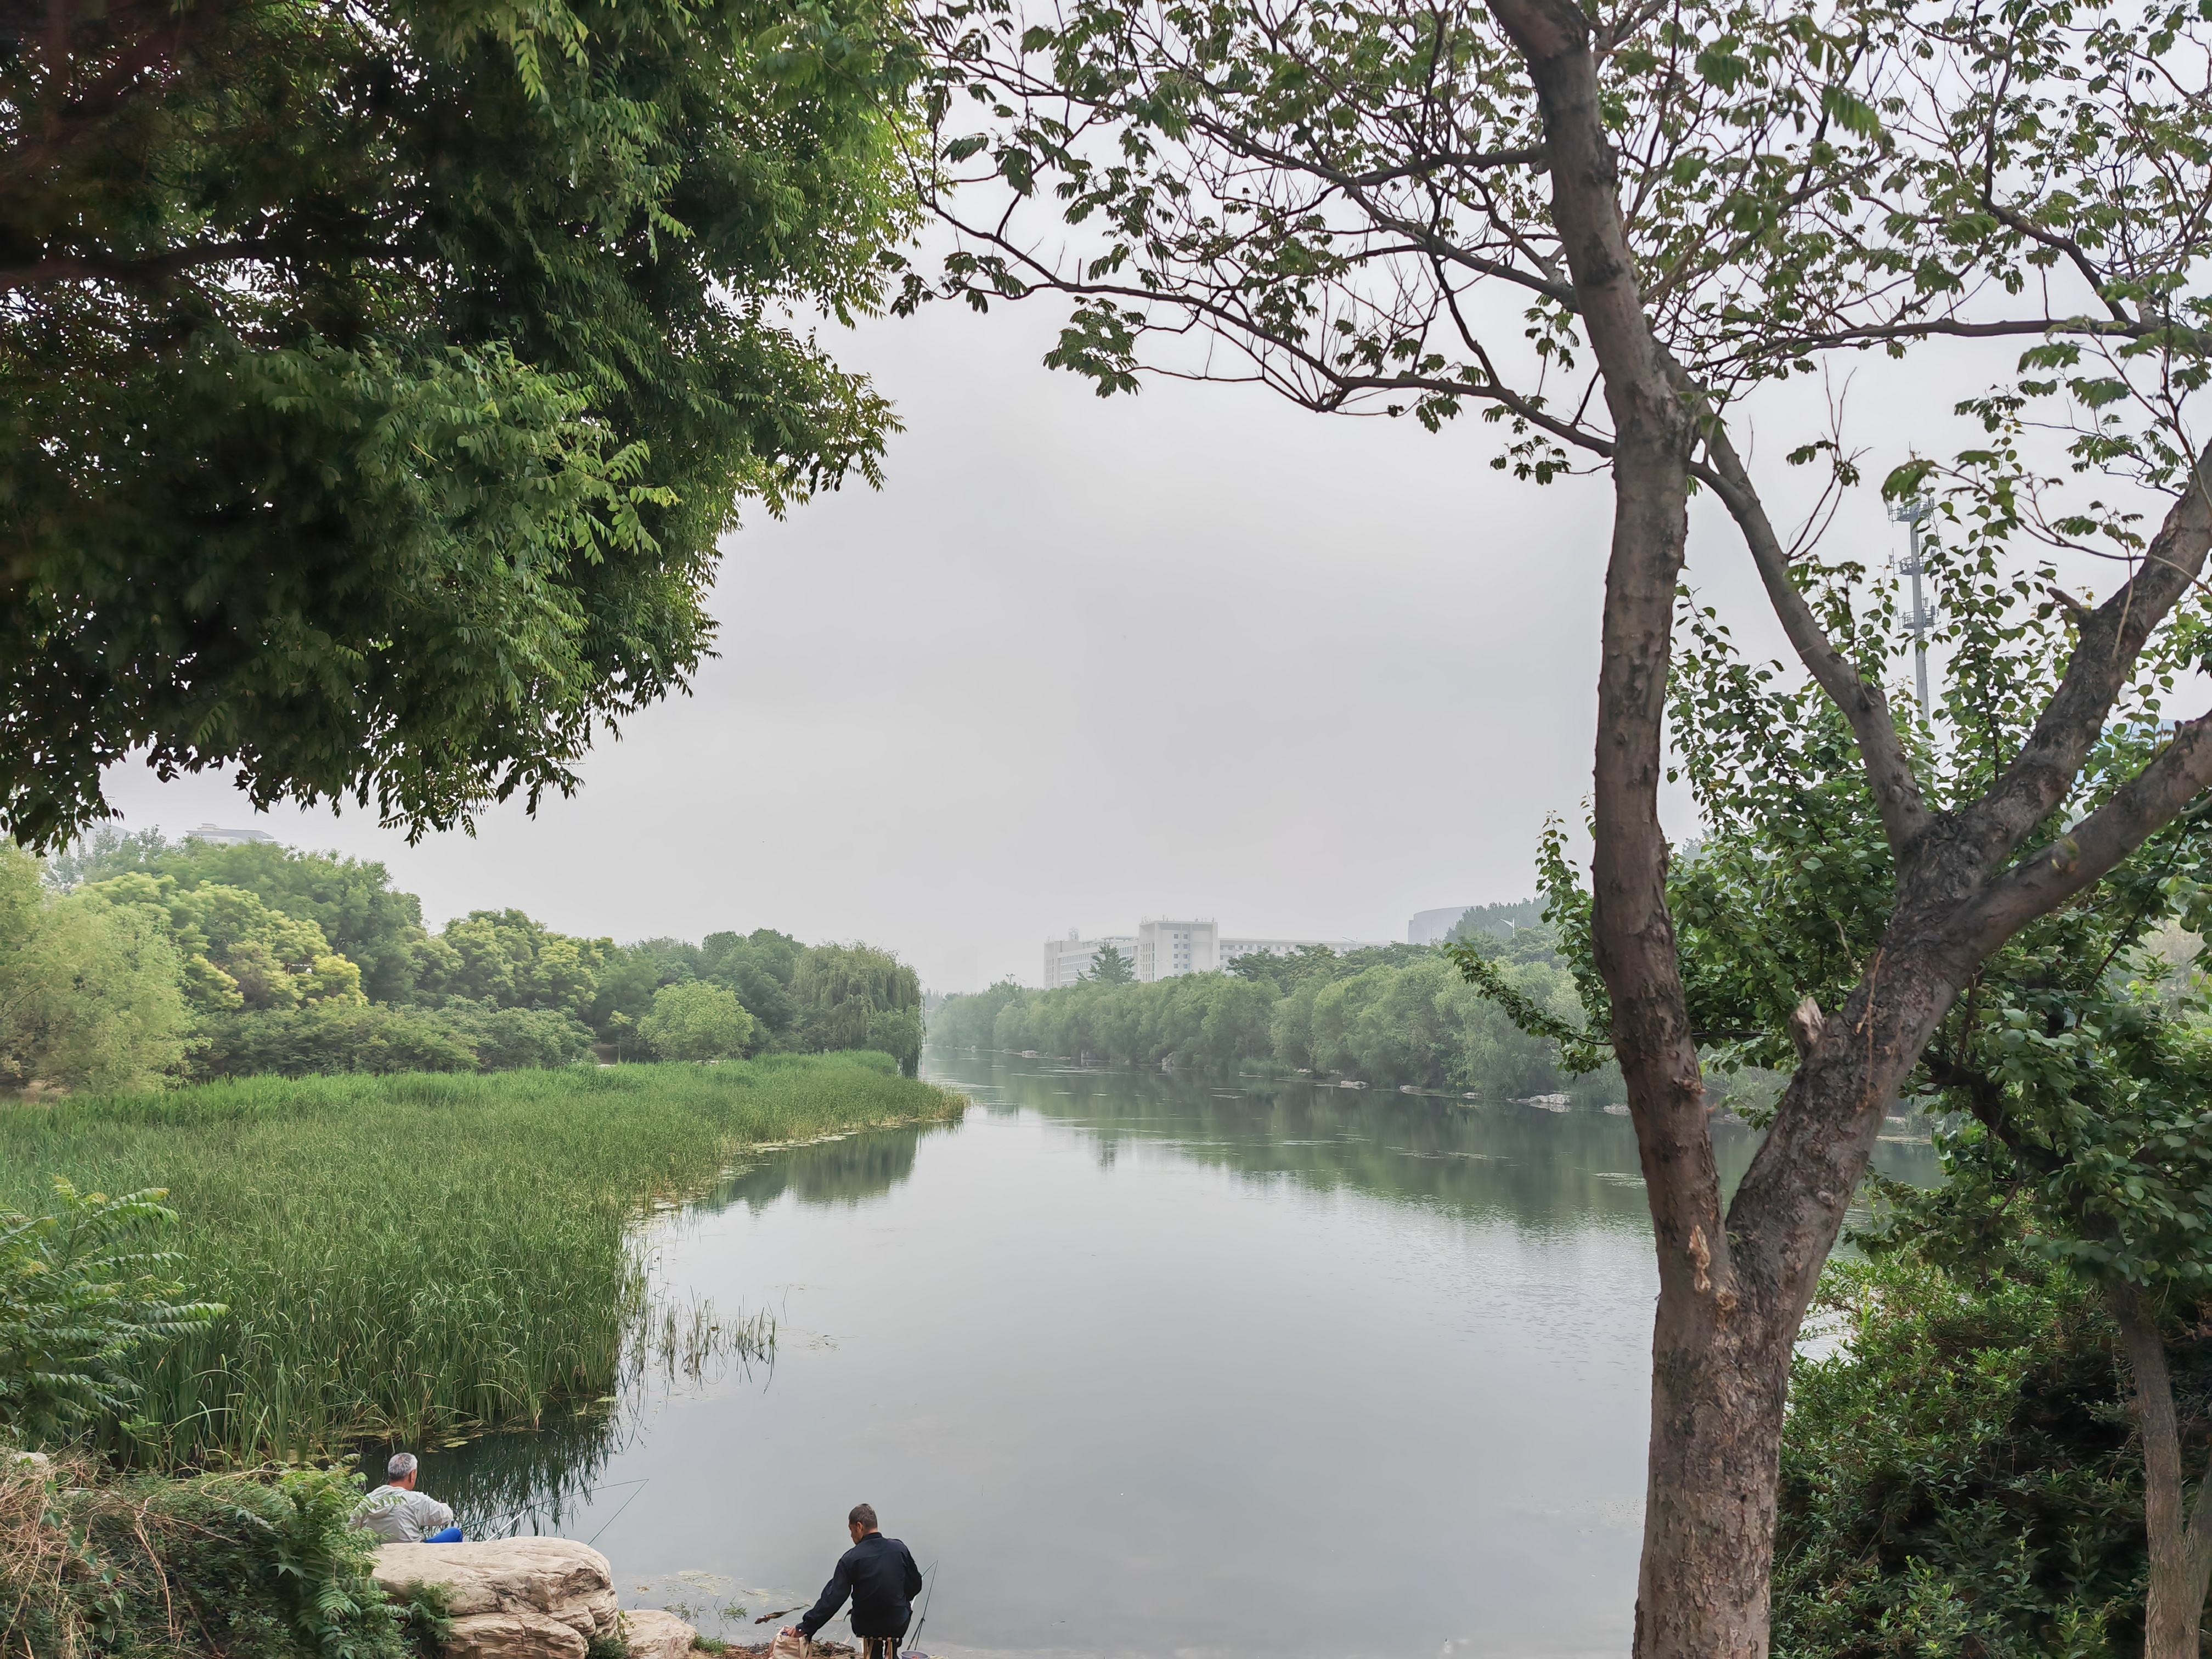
[0,1056,964,1467]
[1,1452,454,1659]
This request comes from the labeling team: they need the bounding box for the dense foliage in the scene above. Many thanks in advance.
[1774,1251,2179,1659]
[0,1056,960,1463]
[0,1182,219,1444]
[9,830,926,1087]
[1,1453,450,1659]
[0,844,188,1093]
[2,0,920,851]
[932,934,1636,1101]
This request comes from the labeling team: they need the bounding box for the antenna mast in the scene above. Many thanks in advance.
[1889,499,1936,723]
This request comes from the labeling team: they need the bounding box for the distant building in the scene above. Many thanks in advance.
[185,822,276,847]
[1042,919,1391,986]
[1408,906,1475,945]
[1135,918,1216,980]
[1042,930,1140,989]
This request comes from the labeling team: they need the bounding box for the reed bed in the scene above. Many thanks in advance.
[0,1055,962,1466]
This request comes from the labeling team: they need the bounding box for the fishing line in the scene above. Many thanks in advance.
[583,1479,651,1547]
[474,1478,652,1544]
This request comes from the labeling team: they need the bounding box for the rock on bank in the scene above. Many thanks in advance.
[373,1537,698,1659]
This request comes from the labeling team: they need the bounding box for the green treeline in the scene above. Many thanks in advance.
[933,926,1624,1099]
[3,830,923,1091]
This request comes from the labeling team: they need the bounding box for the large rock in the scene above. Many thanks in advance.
[619,1609,698,1659]
[438,1610,590,1659]
[374,1537,621,1659]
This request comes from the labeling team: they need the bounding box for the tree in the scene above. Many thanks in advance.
[639,982,757,1062]
[701,928,804,1040]
[793,943,922,1062]
[922,0,2212,1645]
[2,0,920,850]
[78,873,364,1012]
[0,847,188,1093]
[1084,943,1135,984]
[1491,545,2212,1654]
[415,910,610,1018]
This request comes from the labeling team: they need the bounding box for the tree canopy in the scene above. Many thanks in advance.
[2,0,921,849]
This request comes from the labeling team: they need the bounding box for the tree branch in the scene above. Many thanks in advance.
[1956,713,2212,962]
[0,240,292,293]
[1685,383,1933,859]
[1946,439,2212,890]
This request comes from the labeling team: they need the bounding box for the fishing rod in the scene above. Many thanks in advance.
[902,1562,938,1659]
[470,1478,651,1544]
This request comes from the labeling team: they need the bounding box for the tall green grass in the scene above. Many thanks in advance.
[0,1055,962,1466]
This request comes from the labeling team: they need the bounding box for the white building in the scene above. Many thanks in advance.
[1135,918,1216,980]
[185,822,276,847]
[1042,919,1392,986]
[1042,931,1140,989]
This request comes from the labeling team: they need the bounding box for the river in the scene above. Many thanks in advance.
[423,1053,1942,1659]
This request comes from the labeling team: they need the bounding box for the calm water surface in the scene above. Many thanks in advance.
[424,1056,1939,1659]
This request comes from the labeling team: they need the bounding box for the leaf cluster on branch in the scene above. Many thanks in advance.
[2,0,923,849]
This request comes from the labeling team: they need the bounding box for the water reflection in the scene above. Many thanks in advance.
[701,1118,963,1215]
[417,1055,1940,1659]
[950,1060,1939,1229]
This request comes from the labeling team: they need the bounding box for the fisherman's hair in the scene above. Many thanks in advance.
[848,1503,878,1532]
[388,1452,418,1480]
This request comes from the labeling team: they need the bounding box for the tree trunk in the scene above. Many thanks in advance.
[1477,2,1780,1650]
[2111,1284,2212,1659]
[1472,0,2212,1652]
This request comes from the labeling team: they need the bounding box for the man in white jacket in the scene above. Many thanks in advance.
[352,1452,464,1543]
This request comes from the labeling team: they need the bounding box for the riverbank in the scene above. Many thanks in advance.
[0,1056,964,1466]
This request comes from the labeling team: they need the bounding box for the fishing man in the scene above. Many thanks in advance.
[783,1504,923,1659]
[351,1452,465,1544]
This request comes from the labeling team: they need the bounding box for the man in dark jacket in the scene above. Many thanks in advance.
[785,1504,923,1659]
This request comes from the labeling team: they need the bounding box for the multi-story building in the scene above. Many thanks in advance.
[1134,918,1216,980]
[1042,920,1392,986]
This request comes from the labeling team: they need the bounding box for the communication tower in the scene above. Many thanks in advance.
[1889,498,1936,723]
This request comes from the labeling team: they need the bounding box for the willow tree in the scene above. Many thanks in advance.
[915,0,2212,1650]
[2,0,918,849]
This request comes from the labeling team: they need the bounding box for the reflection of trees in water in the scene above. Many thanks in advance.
[935,1059,1942,1229]
[365,1407,631,1541]
[398,1293,775,1539]
[392,1120,952,1532]
[695,1118,959,1215]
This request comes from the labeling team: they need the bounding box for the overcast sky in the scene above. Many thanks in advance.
[98,289,2050,992]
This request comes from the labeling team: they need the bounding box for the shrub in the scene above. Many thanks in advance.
[193,1003,480,1077]
[0,1180,221,1445]
[0,1452,443,1659]
[1773,1251,2166,1658]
